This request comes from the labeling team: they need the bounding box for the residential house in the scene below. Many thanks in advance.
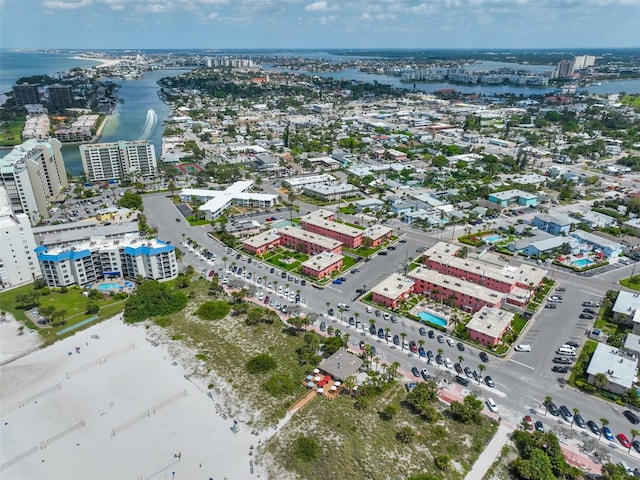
[488,189,538,208]
[570,229,623,259]
[580,211,618,229]
[532,214,578,236]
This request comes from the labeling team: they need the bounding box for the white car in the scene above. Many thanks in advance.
[444,358,453,369]
[278,286,283,293]
[267,283,273,289]
[258,292,264,301]
[366,306,373,313]
[486,398,498,413]
[447,338,455,347]
[515,344,532,352]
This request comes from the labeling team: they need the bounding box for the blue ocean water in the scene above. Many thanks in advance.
[0,50,101,95]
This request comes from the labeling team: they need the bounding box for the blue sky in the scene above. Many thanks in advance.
[1,0,639,50]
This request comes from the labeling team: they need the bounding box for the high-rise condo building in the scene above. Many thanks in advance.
[12,83,40,106]
[80,140,157,183]
[0,138,68,225]
[0,187,41,288]
[47,84,74,110]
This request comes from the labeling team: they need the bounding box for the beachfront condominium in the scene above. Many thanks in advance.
[80,140,157,183]
[12,83,40,106]
[35,233,178,288]
[0,138,68,226]
[0,187,42,288]
[47,85,74,111]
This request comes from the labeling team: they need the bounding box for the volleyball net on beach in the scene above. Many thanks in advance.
[0,420,86,473]
[111,390,187,437]
[65,343,136,379]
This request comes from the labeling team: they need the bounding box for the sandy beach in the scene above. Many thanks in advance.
[0,316,263,480]
[70,56,122,68]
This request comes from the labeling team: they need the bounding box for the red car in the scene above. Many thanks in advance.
[263,295,269,304]
[523,415,533,430]
[409,341,418,353]
[616,433,631,449]
[359,340,365,350]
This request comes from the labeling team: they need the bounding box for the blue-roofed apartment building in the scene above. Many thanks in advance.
[35,234,178,287]
[488,189,538,208]
[532,213,578,235]
[570,230,623,259]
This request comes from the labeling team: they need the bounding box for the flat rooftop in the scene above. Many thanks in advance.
[362,224,393,240]
[302,251,344,271]
[465,306,514,338]
[371,273,415,300]
[409,267,501,305]
[301,212,364,239]
[242,230,281,249]
[277,225,343,250]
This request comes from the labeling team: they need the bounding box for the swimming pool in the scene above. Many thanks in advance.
[572,258,594,268]
[484,234,503,243]
[97,283,123,291]
[417,311,448,328]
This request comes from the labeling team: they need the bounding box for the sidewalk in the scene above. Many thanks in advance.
[464,423,512,480]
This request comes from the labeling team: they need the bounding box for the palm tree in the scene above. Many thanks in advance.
[370,320,376,332]
[418,339,425,350]
[222,256,228,271]
[629,428,639,453]
[400,332,407,349]
[478,364,486,376]
[354,312,360,324]
[544,396,552,416]
[458,355,464,364]
[593,372,608,393]
[599,418,609,439]
[437,348,444,357]
[338,306,346,322]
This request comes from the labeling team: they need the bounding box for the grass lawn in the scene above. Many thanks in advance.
[568,340,597,388]
[344,245,381,257]
[0,283,126,344]
[0,117,26,146]
[268,253,304,272]
[341,256,357,270]
[186,216,210,226]
[619,275,640,291]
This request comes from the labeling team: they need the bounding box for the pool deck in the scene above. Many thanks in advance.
[408,302,452,329]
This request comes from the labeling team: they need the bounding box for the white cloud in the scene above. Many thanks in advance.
[42,0,91,9]
[305,1,328,11]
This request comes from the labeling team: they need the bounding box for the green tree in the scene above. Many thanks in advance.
[196,300,230,320]
[405,381,439,418]
[434,454,451,471]
[449,395,483,423]
[117,190,143,211]
[594,372,609,392]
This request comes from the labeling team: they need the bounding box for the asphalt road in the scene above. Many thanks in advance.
[143,192,640,467]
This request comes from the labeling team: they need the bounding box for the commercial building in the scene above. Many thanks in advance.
[242,230,281,256]
[35,233,178,288]
[423,241,546,302]
[465,306,514,347]
[0,187,41,288]
[370,274,415,309]
[80,140,157,182]
[408,267,502,313]
[586,343,638,395]
[0,138,68,225]
[12,83,40,106]
[488,189,538,208]
[301,251,344,279]
[300,209,364,249]
[301,182,360,202]
[276,225,343,256]
[179,181,278,221]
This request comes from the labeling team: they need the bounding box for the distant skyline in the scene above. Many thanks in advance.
[1,0,639,51]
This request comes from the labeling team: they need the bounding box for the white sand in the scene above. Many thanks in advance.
[0,314,42,363]
[0,316,263,480]
[70,56,122,68]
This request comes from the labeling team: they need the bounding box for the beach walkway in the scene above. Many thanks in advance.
[464,423,511,480]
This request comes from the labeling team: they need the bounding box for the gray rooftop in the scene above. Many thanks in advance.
[318,349,364,381]
[586,343,638,390]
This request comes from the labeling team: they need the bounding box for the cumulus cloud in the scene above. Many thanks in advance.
[42,0,91,9]
[305,1,328,11]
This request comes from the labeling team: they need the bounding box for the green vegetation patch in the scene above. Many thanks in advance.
[196,300,230,320]
[0,117,26,146]
[124,279,188,323]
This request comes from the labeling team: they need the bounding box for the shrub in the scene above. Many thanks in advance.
[40,286,51,296]
[292,435,319,462]
[196,301,230,320]
[246,353,277,374]
[263,373,296,397]
[88,289,104,300]
[124,280,188,323]
[85,303,100,314]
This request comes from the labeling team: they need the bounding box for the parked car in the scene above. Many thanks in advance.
[454,362,463,374]
[633,440,640,454]
[565,341,580,348]
[582,308,596,315]
[587,420,601,436]
[418,347,426,358]
[574,413,586,428]
[579,313,594,320]
[447,338,455,347]
[602,426,614,441]
[464,366,473,378]
[534,421,545,433]
[484,376,494,388]
[455,375,469,386]
[320,321,327,332]
[428,330,435,339]
[375,309,381,317]
[544,303,557,309]
[552,366,570,373]
[437,335,445,343]
[435,354,443,365]
[393,334,400,345]
[411,367,420,378]
[378,251,388,256]
[479,352,489,363]
[419,327,427,336]
[617,433,631,449]
[409,341,418,353]
[379,329,386,339]
[553,357,572,364]
[546,401,559,416]
[624,410,640,424]
[515,344,531,352]
[457,342,465,352]
[420,369,430,381]
[332,278,343,285]
[560,405,573,423]
[388,246,396,251]
[427,350,435,362]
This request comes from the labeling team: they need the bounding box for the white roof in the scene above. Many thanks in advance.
[466,306,514,339]
[586,343,638,389]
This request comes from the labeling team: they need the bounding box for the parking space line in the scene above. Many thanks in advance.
[509,359,535,370]
[579,289,602,297]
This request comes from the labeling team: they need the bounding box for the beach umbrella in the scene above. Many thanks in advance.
[317,388,324,393]
[306,375,313,380]
[307,382,314,388]
[330,386,337,391]
[313,368,320,374]
[335,381,341,386]
[314,376,321,382]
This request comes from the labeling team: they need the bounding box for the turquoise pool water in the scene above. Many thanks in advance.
[417,311,448,327]
[572,258,594,268]
[484,234,503,243]
[98,283,123,291]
